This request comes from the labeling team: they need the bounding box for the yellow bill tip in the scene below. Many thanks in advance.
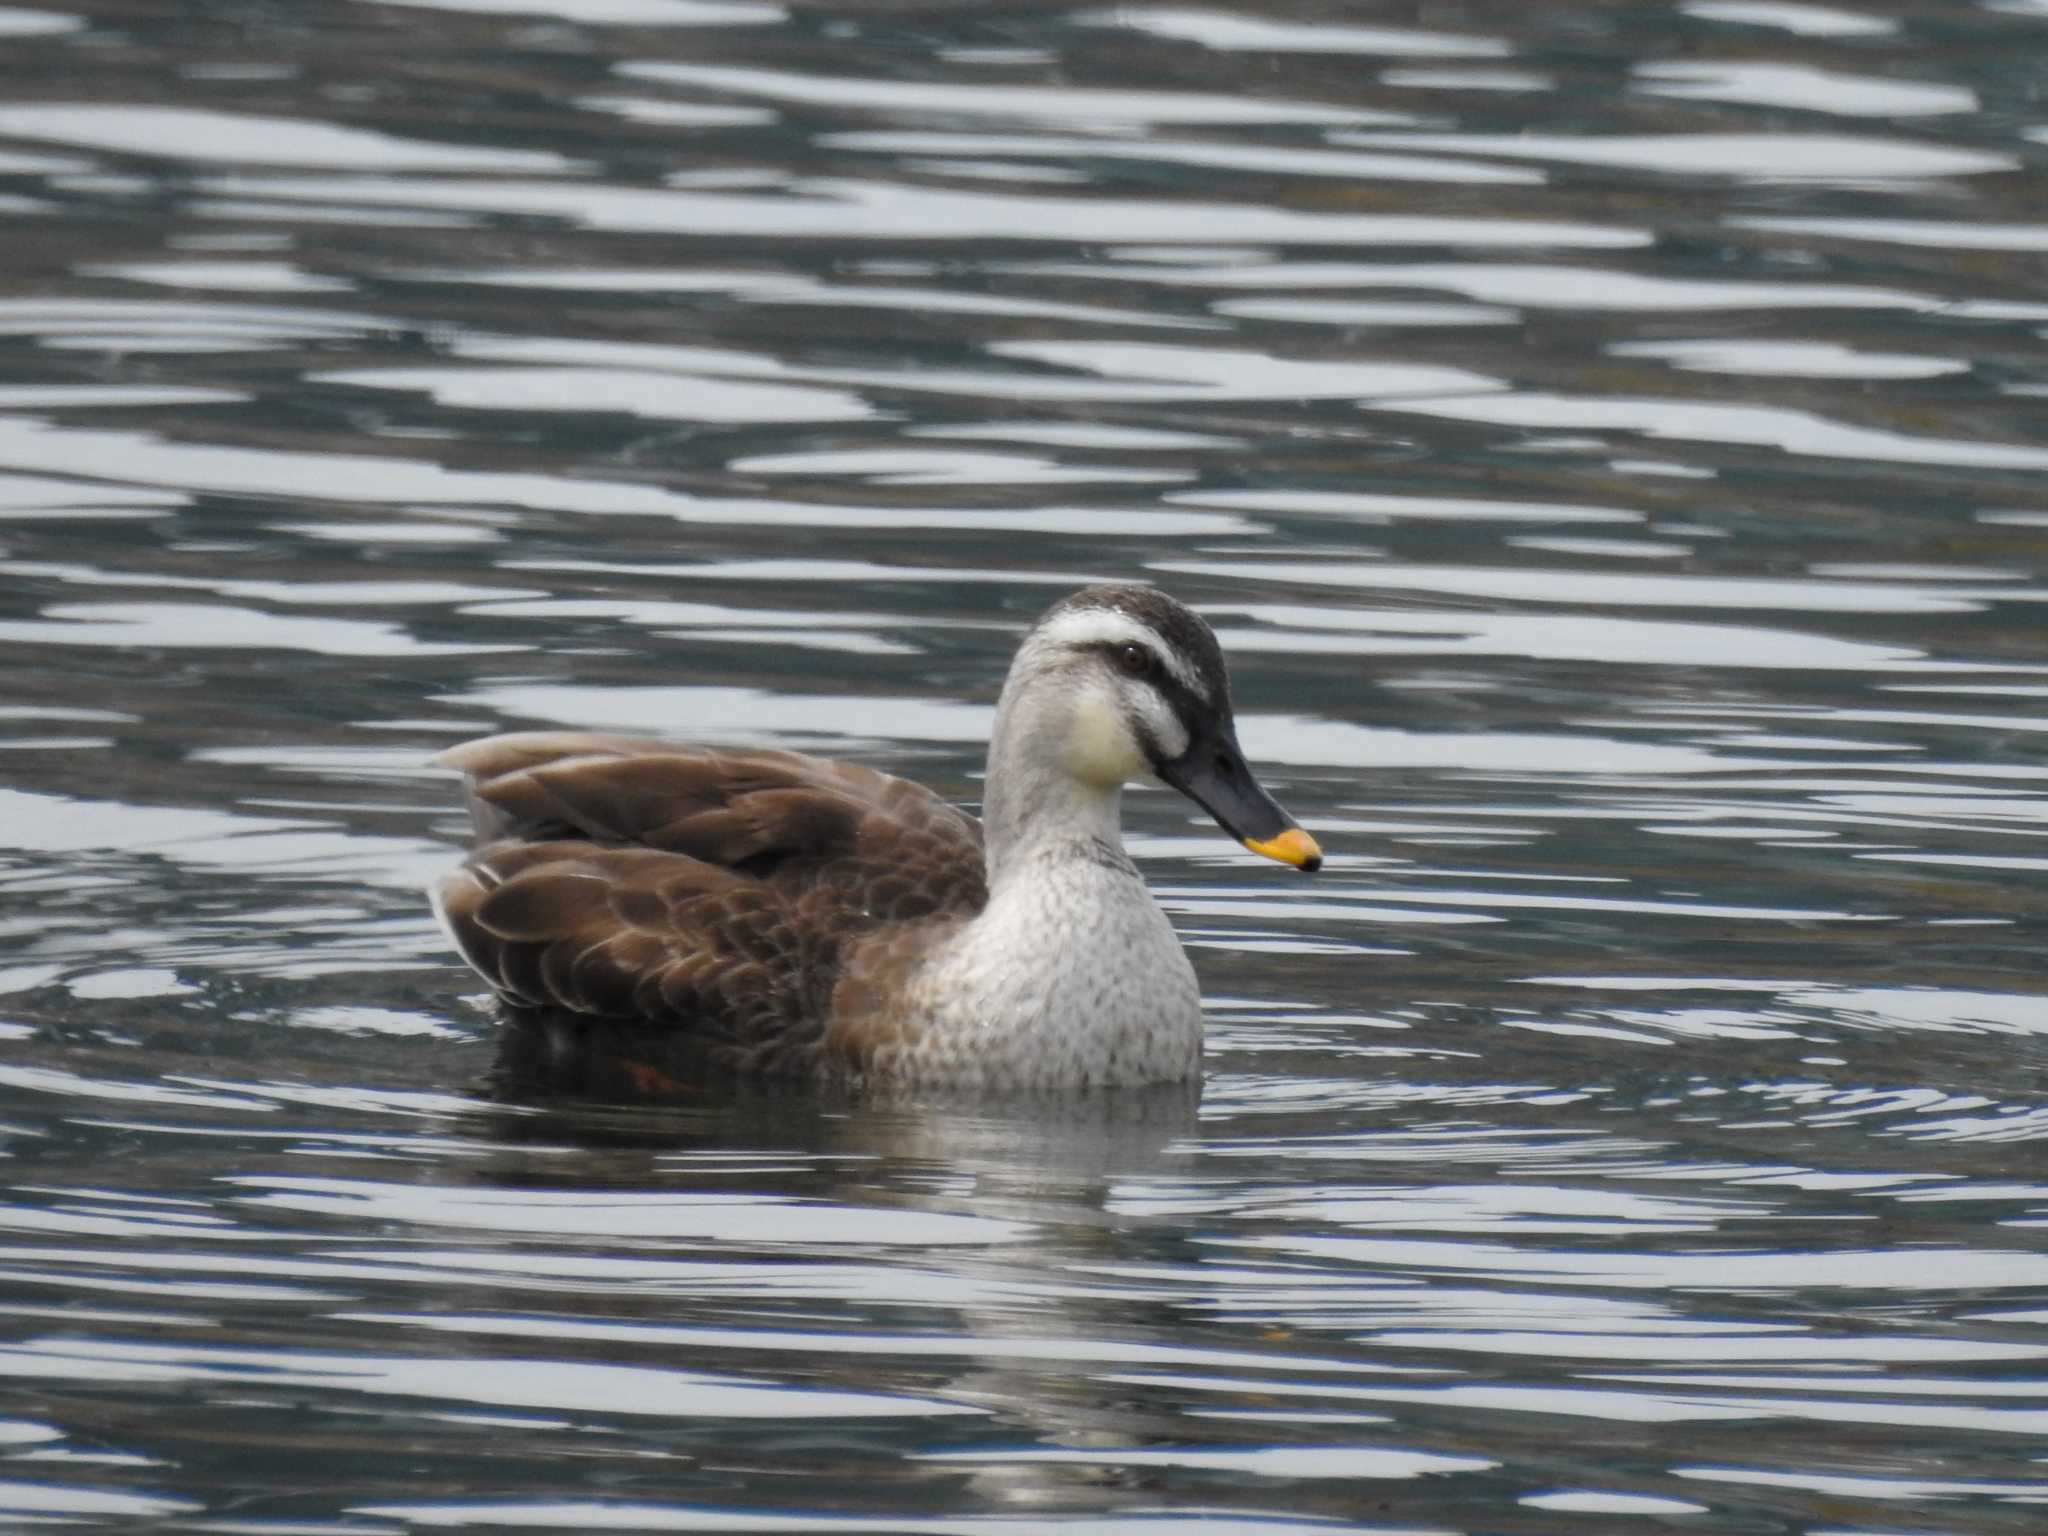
[1244,826,1322,872]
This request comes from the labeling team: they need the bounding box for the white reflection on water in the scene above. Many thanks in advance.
[0,385,239,408]
[1381,1332,2046,1365]
[743,451,1187,487]
[1633,61,1977,117]
[914,421,1239,450]
[0,470,183,513]
[1264,1184,1756,1235]
[0,104,577,171]
[1509,535,1689,560]
[1071,8,1509,58]
[446,684,991,745]
[821,131,1543,186]
[1524,1490,1706,1515]
[617,60,1408,125]
[498,556,1076,586]
[1678,1464,2048,1501]
[272,518,504,545]
[1733,216,2048,250]
[363,0,782,21]
[0,1336,976,1418]
[1369,393,2048,470]
[230,1176,1026,1245]
[291,1003,467,1039]
[1770,986,2048,1036]
[1171,561,2028,614]
[747,279,1216,329]
[1017,256,1941,311]
[6,561,537,606]
[0,1481,199,1521]
[194,173,1650,247]
[988,340,1502,401]
[921,1443,1494,1478]
[0,1064,270,1115]
[459,598,925,653]
[0,788,309,855]
[1335,130,2014,180]
[777,338,1501,404]
[1609,337,1968,379]
[0,146,88,174]
[1111,1372,1762,1425]
[1212,298,1516,326]
[555,501,1247,532]
[317,363,874,423]
[405,268,1212,327]
[580,92,782,133]
[0,8,79,35]
[0,602,499,656]
[1681,1,1898,36]
[80,258,356,293]
[1227,1235,2048,1292]
[354,1503,1389,1532]
[0,786,448,895]
[1228,883,1874,925]
[1176,489,1642,524]
[66,967,194,999]
[1383,67,1552,91]
[0,418,721,515]
[344,1311,1436,1378]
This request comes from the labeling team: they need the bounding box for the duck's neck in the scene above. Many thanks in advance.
[980,680,1130,887]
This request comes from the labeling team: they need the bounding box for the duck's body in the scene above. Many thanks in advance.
[433,584,1318,1088]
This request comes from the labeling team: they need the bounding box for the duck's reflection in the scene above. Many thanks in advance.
[481,1003,1204,1173]
[461,1005,1225,1510]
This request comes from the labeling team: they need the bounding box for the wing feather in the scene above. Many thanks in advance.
[432,731,986,1073]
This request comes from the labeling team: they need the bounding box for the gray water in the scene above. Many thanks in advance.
[2,0,2047,1530]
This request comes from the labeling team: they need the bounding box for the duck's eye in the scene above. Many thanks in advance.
[1115,643,1156,679]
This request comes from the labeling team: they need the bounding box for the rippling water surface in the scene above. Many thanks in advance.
[2,0,2047,1529]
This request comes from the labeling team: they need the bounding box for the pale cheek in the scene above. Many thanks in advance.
[1148,708,1190,764]
[1061,690,1146,786]
[1128,687,1188,764]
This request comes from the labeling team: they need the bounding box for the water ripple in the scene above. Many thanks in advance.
[1,1,2046,1530]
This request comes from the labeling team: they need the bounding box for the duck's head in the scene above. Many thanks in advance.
[999,584,1321,872]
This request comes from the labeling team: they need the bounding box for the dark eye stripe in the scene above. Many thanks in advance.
[1086,641,1212,761]
[1088,638,1165,681]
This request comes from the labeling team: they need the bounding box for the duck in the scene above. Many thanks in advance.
[432,583,1320,1089]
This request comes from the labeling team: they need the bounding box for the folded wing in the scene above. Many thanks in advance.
[432,731,987,1073]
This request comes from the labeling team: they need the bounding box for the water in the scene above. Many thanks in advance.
[0,0,2046,1528]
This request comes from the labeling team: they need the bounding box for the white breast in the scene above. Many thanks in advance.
[875,853,1204,1089]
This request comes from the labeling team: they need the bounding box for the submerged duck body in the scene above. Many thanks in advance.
[433,584,1319,1089]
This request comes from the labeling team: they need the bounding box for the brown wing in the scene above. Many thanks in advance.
[431,732,986,1073]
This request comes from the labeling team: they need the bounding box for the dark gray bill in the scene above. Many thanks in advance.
[1156,729,1322,872]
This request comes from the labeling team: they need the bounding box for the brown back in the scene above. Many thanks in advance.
[433,731,987,1073]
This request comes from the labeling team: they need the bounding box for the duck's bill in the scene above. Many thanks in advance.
[1158,733,1322,873]
[1241,825,1323,870]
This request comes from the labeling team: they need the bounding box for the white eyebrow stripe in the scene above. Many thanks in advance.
[1036,607,1208,698]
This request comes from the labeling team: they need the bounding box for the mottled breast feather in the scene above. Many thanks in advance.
[433,731,988,1077]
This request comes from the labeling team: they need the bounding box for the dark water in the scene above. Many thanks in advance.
[2,0,2047,1529]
